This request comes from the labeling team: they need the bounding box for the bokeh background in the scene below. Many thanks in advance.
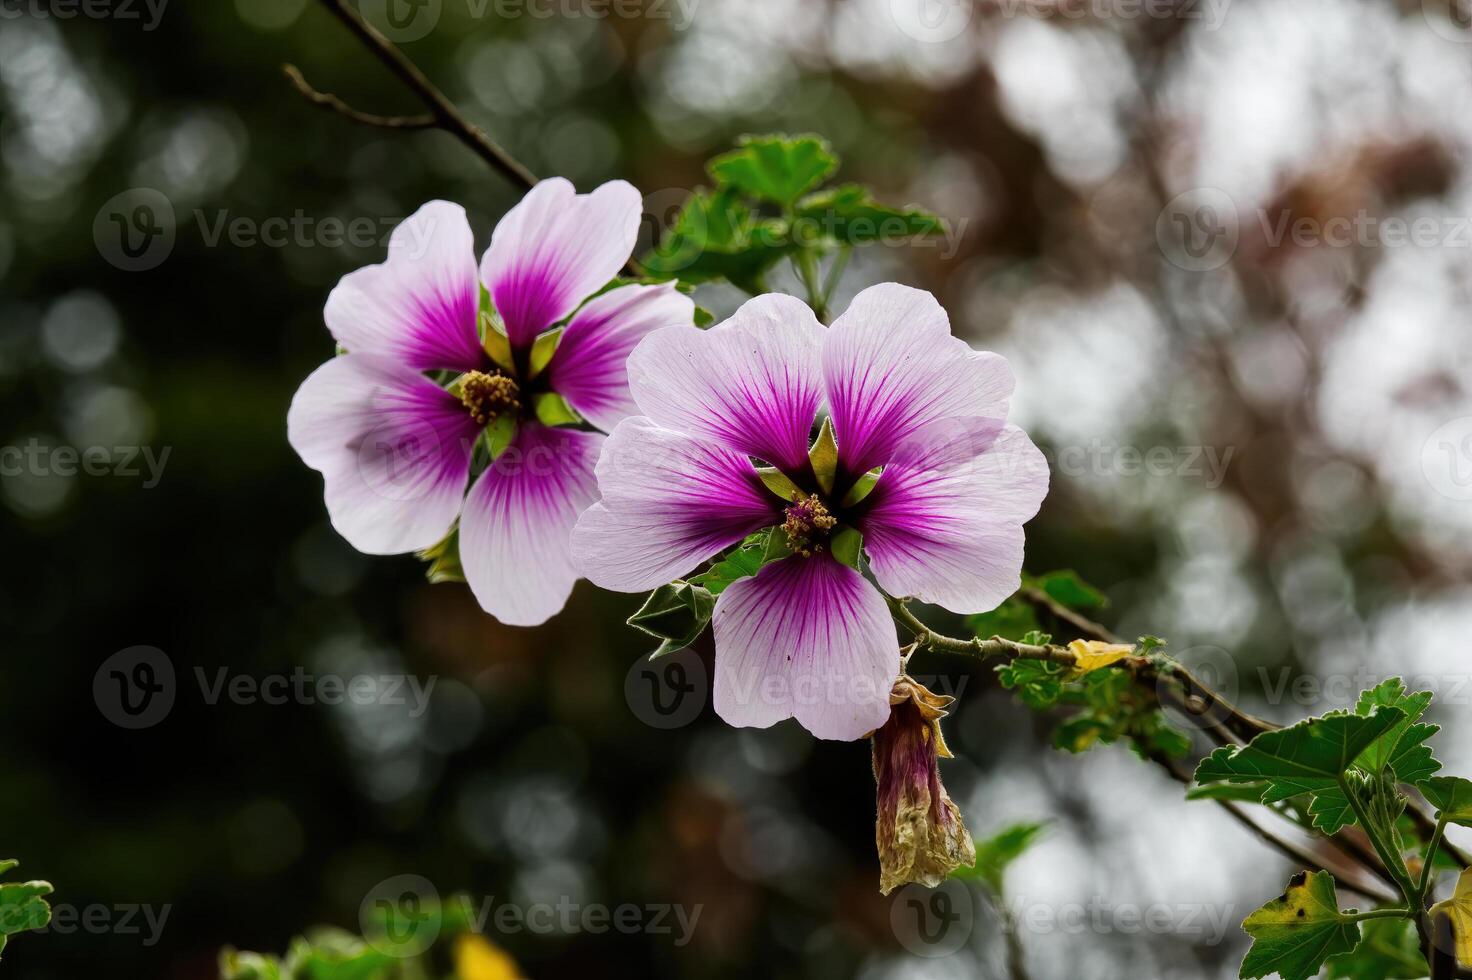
[3,0,1472,977]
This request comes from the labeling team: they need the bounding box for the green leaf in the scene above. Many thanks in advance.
[627,582,715,660]
[1240,871,1361,980]
[1307,788,1360,835]
[793,183,943,246]
[1422,776,1472,827]
[641,187,788,294]
[1325,915,1427,979]
[690,538,766,595]
[808,417,838,496]
[1352,678,1441,784]
[952,822,1047,893]
[527,327,563,378]
[0,860,52,962]
[708,134,837,207]
[1193,705,1407,804]
[415,528,466,585]
[1029,569,1108,610]
[996,658,1069,710]
[532,392,581,427]
[219,948,286,980]
[966,596,1041,643]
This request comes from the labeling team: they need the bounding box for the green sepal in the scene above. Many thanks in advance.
[478,307,516,374]
[532,392,581,427]
[628,582,716,660]
[809,417,838,496]
[756,467,803,502]
[483,413,518,459]
[415,528,466,585]
[690,538,766,595]
[762,526,795,563]
[839,467,881,507]
[527,327,563,379]
[830,526,863,570]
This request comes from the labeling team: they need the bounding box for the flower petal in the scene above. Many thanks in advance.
[573,417,780,592]
[287,353,480,554]
[323,200,484,372]
[858,424,1049,614]
[627,292,824,473]
[824,282,1015,476]
[459,423,604,627]
[712,556,898,741]
[480,178,641,348]
[545,282,695,432]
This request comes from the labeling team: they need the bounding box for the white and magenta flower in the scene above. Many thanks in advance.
[573,284,1049,740]
[288,180,693,626]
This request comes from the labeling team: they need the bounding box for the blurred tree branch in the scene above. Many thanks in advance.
[285,0,536,190]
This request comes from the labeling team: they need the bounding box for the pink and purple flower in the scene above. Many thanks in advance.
[573,284,1049,741]
[288,180,693,626]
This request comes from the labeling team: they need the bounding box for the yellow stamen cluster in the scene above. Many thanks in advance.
[782,493,837,558]
[459,370,520,425]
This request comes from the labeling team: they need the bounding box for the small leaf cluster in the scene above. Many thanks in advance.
[220,894,517,980]
[983,572,1189,760]
[1191,678,1472,980]
[0,859,52,962]
[641,134,943,297]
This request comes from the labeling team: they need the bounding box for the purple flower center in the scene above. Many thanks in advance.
[459,370,521,425]
[781,493,837,558]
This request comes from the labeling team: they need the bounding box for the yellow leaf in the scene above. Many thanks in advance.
[455,933,523,980]
[1432,868,1472,969]
[1066,639,1133,674]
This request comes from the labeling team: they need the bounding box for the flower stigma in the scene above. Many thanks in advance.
[782,493,837,557]
[459,370,521,425]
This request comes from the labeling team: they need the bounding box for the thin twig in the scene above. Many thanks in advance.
[299,0,537,190]
[282,64,436,129]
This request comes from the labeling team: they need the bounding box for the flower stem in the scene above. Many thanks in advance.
[1417,815,1448,905]
[1342,906,1411,923]
[1340,774,1421,906]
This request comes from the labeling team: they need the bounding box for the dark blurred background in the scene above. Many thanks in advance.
[3,0,1472,977]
